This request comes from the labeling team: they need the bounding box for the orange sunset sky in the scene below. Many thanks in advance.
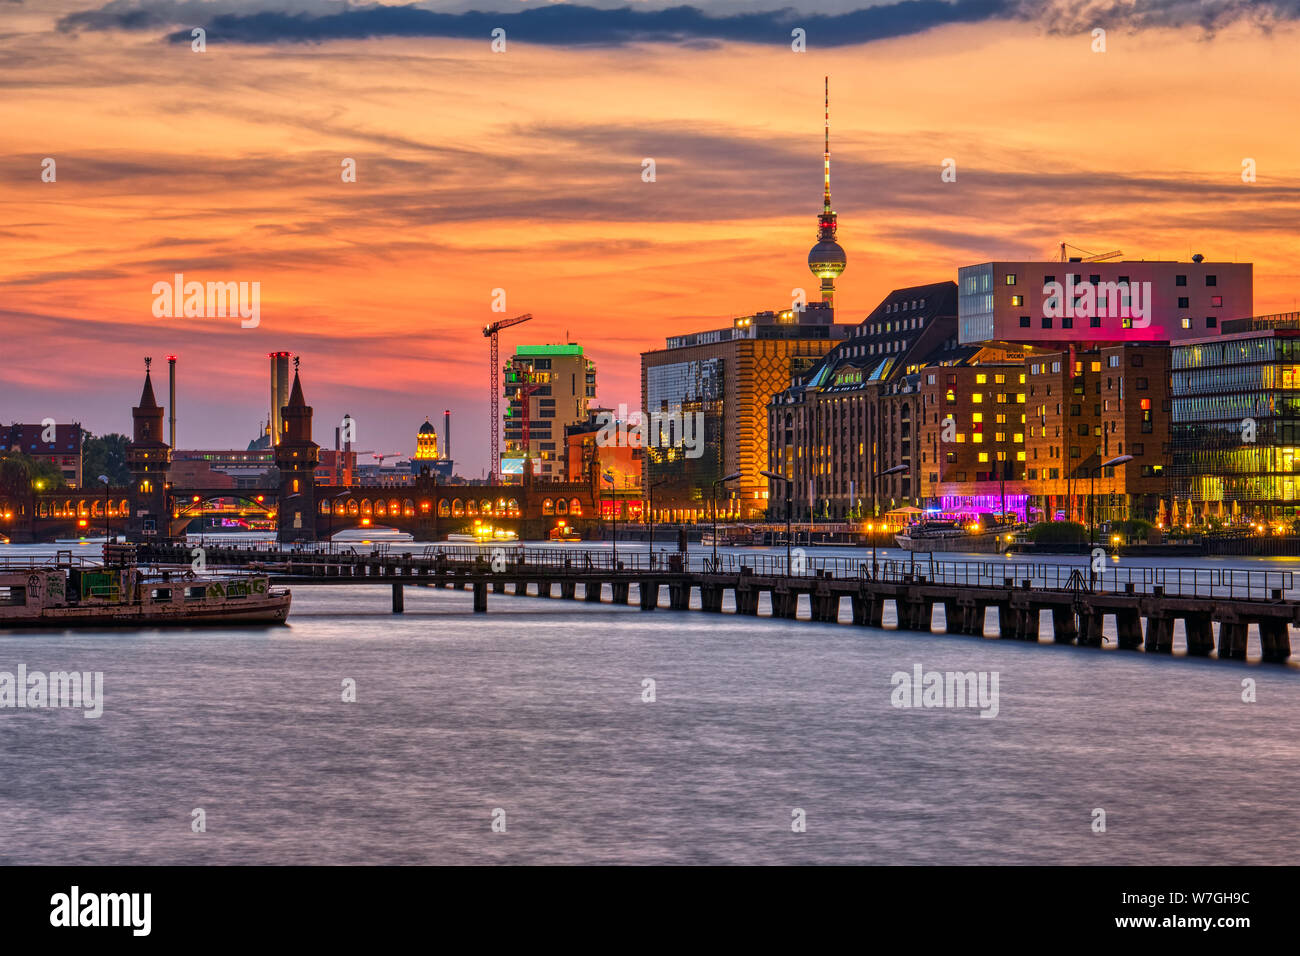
[4,0,1300,475]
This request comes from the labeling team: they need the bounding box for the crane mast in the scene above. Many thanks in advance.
[482,313,533,482]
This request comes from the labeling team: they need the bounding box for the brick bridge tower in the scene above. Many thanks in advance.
[276,357,319,542]
[127,357,172,538]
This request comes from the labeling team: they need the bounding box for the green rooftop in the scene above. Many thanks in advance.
[515,344,584,356]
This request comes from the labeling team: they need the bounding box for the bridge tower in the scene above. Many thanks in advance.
[275,358,319,542]
[126,357,172,538]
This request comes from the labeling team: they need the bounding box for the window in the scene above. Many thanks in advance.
[1108,355,1119,367]
[1078,424,1089,436]
[1132,355,1143,367]
[1051,362,1061,373]
[1178,297,1189,309]
[1180,318,1191,329]
[1011,294,1024,306]
[972,393,983,403]
[1070,446,1081,458]
[975,373,987,384]
[1206,275,1217,286]
[1019,316,1031,328]
[1136,377,1148,390]
[1090,361,1101,372]
[1006,274,1017,285]
[1132,443,1144,456]
[1211,296,1222,307]
[978,452,989,463]
[1063,317,1074,329]
[972,412,983,422]
[1089,316,1101,328]
[1176,275,1187,286]
[1090,274,1100,284]
[1207,316,1217,328]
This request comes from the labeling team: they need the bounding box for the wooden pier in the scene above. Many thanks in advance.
[135,543,1297,662]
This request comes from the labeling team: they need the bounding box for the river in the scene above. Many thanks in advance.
[1,537,1296,864]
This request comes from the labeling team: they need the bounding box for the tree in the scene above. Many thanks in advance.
[0,451,65,491]
[82,433,131,486]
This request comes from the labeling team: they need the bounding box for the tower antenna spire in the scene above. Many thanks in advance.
[808,75,846,308]
[824,75,831,211]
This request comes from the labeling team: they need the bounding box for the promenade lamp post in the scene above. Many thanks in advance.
[711,472,742,570]
[760,469,793,574]
[1093,454,1133,548]
[873,464,909,580]
[98,475,110,545]
[602,470,616,566]
[647,478,667,568]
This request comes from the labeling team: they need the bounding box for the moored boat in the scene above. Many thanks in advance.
[0,555,291,628]
[895,521,1026,554]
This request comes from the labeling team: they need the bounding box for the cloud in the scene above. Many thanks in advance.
[58,1,1018,47]
[56,0,1300,48]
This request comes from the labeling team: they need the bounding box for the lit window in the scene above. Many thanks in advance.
[978,452,989,463]
[1180,318,1191,329]
[1011,295,1024,307]
[976,373,987,384]
[972,413,983,422]
[1005,274,1017,285]
[972,393,983,403]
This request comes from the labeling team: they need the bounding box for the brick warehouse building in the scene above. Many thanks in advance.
[915,343,1035,519]
[1023,343,1173,524]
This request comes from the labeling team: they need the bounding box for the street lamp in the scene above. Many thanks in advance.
[873,464,909,580]
[711,471,742,569]
[602,470,617,566]
[97,475,110,545]
[647,478,667,568]
[1093,454,1133,547]
[760,469,793,574]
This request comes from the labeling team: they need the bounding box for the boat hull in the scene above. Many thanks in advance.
[0,593,291,628]
[895,532,1007,553]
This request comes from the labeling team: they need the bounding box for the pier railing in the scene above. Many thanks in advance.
[81,542,1299,603]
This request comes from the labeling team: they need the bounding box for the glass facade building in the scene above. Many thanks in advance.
[1170,315,1300,517]
[644,358,725,501]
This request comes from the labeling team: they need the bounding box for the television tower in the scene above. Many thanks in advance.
[807,76,846,308]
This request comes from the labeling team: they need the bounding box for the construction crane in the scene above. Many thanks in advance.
[483,313,533,482]
[1058,243,1122,263]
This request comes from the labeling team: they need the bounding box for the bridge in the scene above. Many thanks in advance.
[135,542,1297,663]
[0,358,601,543]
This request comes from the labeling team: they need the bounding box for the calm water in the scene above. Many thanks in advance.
[1,539,1297,865]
